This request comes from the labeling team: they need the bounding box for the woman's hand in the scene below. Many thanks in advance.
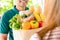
[29,33,41,40]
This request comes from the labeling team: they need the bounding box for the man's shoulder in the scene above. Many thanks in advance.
[1,9,13,21]
[4,9,14,15]
[1,9,16,23]
[2,8,16,18]
[5,9,13,14]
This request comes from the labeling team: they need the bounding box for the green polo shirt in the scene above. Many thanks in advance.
[0,6,29,40]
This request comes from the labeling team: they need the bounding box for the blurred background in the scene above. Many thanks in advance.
[0,0,44,15]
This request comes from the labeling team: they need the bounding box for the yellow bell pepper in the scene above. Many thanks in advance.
[30,20,39,29]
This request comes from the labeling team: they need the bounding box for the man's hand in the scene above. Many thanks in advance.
[0,34,7,40]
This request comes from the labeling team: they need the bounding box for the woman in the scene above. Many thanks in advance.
[30,0,60,40]
[37,0,60,40]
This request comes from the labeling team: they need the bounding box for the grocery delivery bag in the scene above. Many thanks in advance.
[13,28,41,40]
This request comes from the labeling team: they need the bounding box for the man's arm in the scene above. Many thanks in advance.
[0,11,10,40]
[0,34,7,40]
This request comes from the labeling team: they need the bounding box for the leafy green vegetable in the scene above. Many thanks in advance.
[9,23,13,28]
[13,23,22,30]
[9,14,22,30]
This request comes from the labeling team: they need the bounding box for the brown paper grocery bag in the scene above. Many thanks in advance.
[13,28,41,40]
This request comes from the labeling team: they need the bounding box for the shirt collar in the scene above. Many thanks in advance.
[12,6,19,14]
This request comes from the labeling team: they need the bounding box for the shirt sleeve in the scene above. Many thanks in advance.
[0,12,10,34]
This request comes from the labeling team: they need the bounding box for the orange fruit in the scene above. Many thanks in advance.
[22,22,31,30]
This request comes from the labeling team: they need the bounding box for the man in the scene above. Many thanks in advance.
[0,0,29,40]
